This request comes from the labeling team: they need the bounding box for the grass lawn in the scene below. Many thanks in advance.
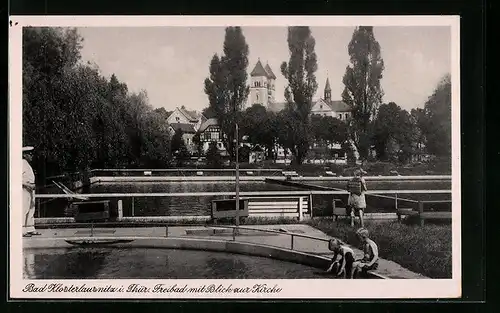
[306,218,452,279]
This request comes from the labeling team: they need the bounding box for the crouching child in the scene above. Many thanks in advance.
[352,227,379,278]
[326,238,355,279]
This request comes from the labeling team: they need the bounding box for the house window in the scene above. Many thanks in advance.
[176,117,180,122]
[211,131,219,141]
[339,114,343,120]
[320,105,323,109]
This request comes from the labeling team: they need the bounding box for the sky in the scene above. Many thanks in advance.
[77,26,451,112]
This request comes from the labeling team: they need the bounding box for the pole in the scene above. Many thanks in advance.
[235,123,240,229]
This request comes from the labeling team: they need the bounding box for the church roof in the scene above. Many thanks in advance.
[250,60,269,77]
[266,99,351,113]
[264,63,276,79]
[324,77,331,91]
[325,100,351,112]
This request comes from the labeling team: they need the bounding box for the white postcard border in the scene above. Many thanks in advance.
[9,15,461,299]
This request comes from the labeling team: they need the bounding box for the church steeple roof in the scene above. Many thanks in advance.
[250,59,269,77]
[324,77,331,91]
[264,63,276,79]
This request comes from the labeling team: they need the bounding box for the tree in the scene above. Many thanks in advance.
[280,26,318,164]
[311,115,349,162]
[23,27,173,178]
[342,26,385,160]
[240,104,277,158]
[204,27,250,160]
[154,107,172,120]
[201,106,217,119]
[422,74,451,157]
[192,131,204,156]
[410,108,427,157]
[372,102,416,162]
[170,129,189,166]
[206,141,222,168]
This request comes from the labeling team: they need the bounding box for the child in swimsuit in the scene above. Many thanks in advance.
[326,238,355,279]
[352,228,379,278]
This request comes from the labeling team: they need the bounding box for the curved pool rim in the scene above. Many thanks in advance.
[24,236,388,279]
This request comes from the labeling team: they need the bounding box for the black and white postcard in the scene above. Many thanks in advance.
[9,15,461,299]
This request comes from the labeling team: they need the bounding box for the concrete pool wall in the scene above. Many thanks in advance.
[23,236,388,279]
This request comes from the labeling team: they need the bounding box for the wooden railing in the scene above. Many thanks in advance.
[35,189,451,222]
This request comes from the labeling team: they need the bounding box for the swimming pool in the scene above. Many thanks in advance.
[39,180,451,218]
[24,247,331,279]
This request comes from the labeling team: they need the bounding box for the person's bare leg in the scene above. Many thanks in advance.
[359,210,365,228]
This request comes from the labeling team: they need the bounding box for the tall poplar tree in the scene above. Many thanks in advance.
[280,26,318,164]
[204,27,250,159]
[342,26,385,160]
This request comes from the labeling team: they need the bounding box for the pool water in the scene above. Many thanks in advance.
[24,248,330,279]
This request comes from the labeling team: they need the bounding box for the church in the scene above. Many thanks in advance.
[248,60,352,121]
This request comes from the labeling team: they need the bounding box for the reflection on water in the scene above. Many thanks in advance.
[24,248,328,279]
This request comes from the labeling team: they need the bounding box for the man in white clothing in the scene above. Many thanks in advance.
[23,146,40,237]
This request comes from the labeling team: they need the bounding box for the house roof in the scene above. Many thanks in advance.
[198,118,219,132]
[178,107,200,122]
[264,63,276,79]
[199,114,208,124]
[169,123,196,133]
[251,60,269,77]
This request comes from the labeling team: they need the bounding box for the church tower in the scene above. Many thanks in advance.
[264,62,276,104]
[249,59,276,107]
[324,77,331,101]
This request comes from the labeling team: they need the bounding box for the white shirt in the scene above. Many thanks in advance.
[23,159,35,188]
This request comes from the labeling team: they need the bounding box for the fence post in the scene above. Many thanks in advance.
[165,225,169,237]
[131,197,135,217]
[395,193,398,211]
[232,227,236,241]
[418,201,424,226]
[298,197,304,221]
[36,198,41,218]
[308,193,313,219]
[117,200,123,221]
[291,234,294,250]
[90,223,94,237]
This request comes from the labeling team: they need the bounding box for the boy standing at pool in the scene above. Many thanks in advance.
[325,238,355,279]
[346,169,368,227]
[352,228,379,278]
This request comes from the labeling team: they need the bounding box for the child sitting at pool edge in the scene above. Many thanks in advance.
[352,227,379,278]
[325,238,355,279]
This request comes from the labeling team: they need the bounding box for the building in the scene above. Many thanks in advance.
[197,118,226,153]
[167,123,197,154]
[167,106,207,154]
[167,106,207,132]
[247,58,352,120]
[248,59,276,107]
[310,78,352,122]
